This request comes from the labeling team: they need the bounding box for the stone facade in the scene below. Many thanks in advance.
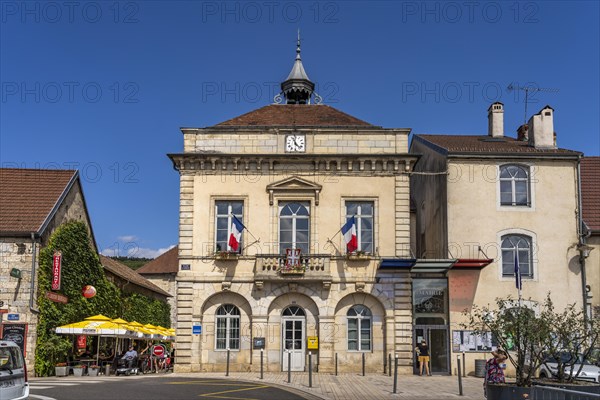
[171,119,418,374]
[0,179,92,369]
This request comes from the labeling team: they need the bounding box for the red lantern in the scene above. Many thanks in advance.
[82,285,96,298]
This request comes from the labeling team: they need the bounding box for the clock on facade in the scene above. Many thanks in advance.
[285,134,306,152]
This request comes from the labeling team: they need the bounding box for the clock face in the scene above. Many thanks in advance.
[285,135,306,152]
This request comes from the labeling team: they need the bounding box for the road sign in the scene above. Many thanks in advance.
[45,291,68,304]
[192,325,202,334]
[152,345,165,357]
[7,314,19,321]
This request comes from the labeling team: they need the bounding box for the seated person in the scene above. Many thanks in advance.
[121,346,138,368]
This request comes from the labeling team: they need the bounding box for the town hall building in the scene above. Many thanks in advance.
[169,39,419,374]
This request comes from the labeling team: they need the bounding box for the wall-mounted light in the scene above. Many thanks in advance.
[10,268,22,279]
[577,244,594,259]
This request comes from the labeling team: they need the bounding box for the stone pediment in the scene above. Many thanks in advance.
[266,176,322,205]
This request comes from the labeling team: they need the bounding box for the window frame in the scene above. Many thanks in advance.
[498,164,531,208]
[345,201,375,253]
[278,201,311,254]
[500,234,534,279]
[214,200,244,254]
[215,304,241,351]
[347,305,372,352]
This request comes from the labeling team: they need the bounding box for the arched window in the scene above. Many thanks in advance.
[279,202,310,254]
[282,306,305,316]
[501,235,533,278]
[500,164,530,206]
[215,304,240,350]
[347,305,372,351]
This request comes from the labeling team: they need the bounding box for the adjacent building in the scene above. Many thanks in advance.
[0,168,95,368]
[137,246,179,327]
[580,156,600,318]
[410,103,585,374]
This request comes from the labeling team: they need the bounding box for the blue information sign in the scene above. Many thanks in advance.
[192,325,202,334]
[7,314,19,321]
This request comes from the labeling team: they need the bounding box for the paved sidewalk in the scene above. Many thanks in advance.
[173,372,485,400]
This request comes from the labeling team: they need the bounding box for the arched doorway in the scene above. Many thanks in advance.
[281,305,306,371]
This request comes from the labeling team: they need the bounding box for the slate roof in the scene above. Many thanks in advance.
[0,168,77,235]
[215,104,373,127]
[99,255,172,297]
[413,135,581,157]
[137,246,178,274]
[581,156,600,232]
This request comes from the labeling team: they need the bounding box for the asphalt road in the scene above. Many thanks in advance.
[28,375,314,400]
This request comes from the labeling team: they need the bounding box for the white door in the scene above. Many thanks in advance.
[282,306,306,371]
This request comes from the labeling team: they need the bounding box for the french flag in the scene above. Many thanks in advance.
[514,252,522,290]
[228,215,245,252]
[341,216,358,253]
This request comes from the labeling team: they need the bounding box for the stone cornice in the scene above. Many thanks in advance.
[168,153,420,174]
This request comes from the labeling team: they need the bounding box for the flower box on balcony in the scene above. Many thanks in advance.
[346,252,371,261]
[214,251,239,260]
[279,267,305,275]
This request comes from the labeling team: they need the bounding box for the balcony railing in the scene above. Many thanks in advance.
[254,254,332,280]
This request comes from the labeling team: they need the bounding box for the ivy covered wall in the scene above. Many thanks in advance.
[35,221,171,376]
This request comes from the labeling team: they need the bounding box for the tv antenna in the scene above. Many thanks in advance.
[507,84,559,124]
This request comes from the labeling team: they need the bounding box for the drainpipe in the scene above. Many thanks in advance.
[576,159,590,321]
[29,232,39,313]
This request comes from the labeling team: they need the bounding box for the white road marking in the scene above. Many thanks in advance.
[29,394,58,400]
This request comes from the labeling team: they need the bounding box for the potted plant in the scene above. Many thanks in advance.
[88,364,100,376]
[464,296,550,399]
[465,295,600,399]
[54,362,68,377]
[72,364,85,377]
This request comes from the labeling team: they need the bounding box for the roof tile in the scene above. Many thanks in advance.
[415,135,581,155]
[581,156,600,232]
[0,168,76,234]
[99,255,172,297]
[215,104,373,127]
[137,246,178,274]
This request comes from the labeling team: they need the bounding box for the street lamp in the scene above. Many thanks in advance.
[577,244,594,259]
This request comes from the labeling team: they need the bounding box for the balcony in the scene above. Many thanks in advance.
[254,254,332,282]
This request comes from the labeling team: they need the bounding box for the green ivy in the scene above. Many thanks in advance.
[34,221,171,376]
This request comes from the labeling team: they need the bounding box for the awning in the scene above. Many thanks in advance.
[451,258,494,269]
[378,258,416,270]
[411,259,457,274]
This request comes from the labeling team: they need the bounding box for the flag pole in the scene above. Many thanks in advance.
[515,252,522,307]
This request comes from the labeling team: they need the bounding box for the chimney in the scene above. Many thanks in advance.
[487,102,504,138]
[517,124,529,141]
[528,105,555,148]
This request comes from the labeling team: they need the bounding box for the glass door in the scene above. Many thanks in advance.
[414,325,449,374]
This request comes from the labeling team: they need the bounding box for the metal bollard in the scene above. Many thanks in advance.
[288,351,291,383]
[226,348,230,377]
[393,355,399,394]
[388,353,392,377]
[462,352,466,377]
[457,356,463,396]
[308,352,312,388]
[335,353,338,376]
[362,352,365,376]
[260,349,263,380]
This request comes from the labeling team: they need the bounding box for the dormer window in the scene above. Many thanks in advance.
[499,164,530,206]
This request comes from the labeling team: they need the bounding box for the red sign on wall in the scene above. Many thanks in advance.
[77,335,87,349]
[52,251,62,291]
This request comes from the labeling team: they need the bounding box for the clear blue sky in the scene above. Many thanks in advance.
[1,1,599,258]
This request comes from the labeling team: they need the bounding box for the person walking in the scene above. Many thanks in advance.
[415,340,431,376]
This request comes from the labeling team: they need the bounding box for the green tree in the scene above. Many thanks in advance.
[464,296,550,386]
